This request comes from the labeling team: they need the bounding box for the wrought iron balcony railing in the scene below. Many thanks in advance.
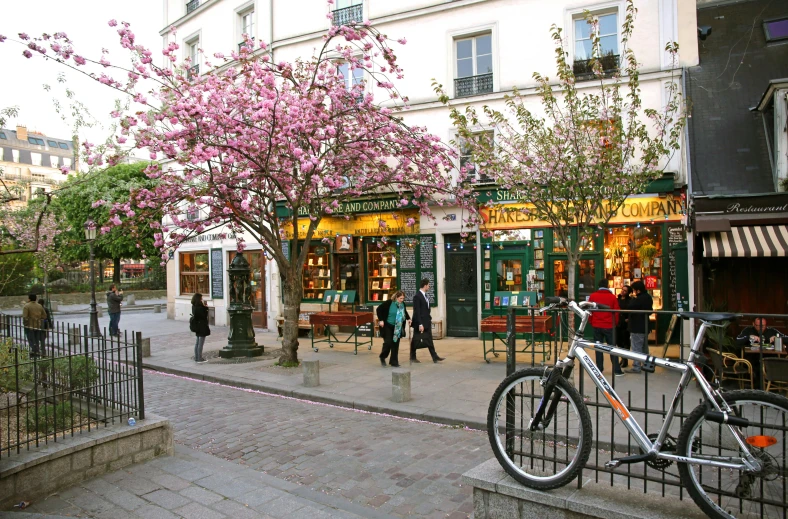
[186,0,200,14]
[187,64,199,79]
[454,73,493,98]
[572,54,620,80]
[238,39,255,53]
[332,4,363,26]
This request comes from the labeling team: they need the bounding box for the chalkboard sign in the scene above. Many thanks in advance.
[419,235,434,269]
[400,271,419,302]
[210,249,224,299]
[391,234,438,307]
[400,244,416,269]
[356,305,375,337]
[281,240,291,261]
[668,226,685,246]
[422,271,436,303]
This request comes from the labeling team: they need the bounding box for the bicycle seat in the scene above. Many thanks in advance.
[677,312,739,322]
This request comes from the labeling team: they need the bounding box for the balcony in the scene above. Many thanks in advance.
[238,39,255,53]
[572,54,620,81]
[186,0,200,14]
[454,73,493,98]
[332,4,363,26]
[187,64,199,79]
[0,172,63,186]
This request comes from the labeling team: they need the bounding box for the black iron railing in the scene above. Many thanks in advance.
[572,54,620,80]
[495,305,788,514]
[0,313,145,459]
[186,0,200,14]
[188,64,200,79]
[332,4,363,26]
[454,73,493,98]
[238,39,255,53]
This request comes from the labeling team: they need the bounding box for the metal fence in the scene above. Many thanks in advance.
[500,306,788,506]
[0,313,145,459]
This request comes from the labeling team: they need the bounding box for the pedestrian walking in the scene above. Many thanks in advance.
[191,293,210,363]
[22,293,47,357]
[410,278,445,363]
[616,285,632,367]
[38,298,53,354]
[376,290,411,367]
[588,279,623,377]
[106,284,124,337]
[626,280,653,374]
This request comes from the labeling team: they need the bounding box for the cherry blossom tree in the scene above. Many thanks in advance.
[436,0,685,300]
[1,11,478,363]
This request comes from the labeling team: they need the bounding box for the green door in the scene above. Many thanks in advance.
[445,247,478,337]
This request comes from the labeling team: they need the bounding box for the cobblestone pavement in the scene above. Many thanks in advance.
[9,371,489,518]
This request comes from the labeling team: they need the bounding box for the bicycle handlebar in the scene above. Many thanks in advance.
[540,297,606,315]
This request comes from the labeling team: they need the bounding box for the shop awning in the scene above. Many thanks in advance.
[702,225,788,258]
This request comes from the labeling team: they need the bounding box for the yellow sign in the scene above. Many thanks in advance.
[284,211,420,240]
[479,196,682,230]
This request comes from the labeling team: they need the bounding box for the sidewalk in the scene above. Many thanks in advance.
[2,298,168,317]
[24,312,699,432]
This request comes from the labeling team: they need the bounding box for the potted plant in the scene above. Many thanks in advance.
[637,243,658,267]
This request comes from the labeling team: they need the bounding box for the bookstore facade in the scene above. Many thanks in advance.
[478,190,689,343]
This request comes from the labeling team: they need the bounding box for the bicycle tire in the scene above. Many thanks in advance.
[677,390,788,519]
[487,367,593,489]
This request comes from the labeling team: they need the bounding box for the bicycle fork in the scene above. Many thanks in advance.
[529,361,575,432]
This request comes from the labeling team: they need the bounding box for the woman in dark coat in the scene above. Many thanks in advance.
[616,285,632,367]
[376,291,411,368]
[191,293,211,363]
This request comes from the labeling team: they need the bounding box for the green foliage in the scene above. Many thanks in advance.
[637,243,658,262]
[781,177,788,192]
[0,250,36,295]
[26,401,74,435]
[51,163,159,264]
[702,301,736,352]
[0,338,33,392]
[38,356,100,390]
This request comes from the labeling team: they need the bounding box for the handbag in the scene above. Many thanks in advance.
[189,314,197,333]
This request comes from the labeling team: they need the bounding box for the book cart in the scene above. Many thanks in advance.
[480,291,553,363]
[308,290,375,354]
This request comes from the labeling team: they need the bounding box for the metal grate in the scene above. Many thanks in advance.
[332,4,363,26]
[186,0,200,14]
[454,73,493,98]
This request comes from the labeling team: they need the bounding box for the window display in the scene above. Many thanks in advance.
[604,225,662,309]
[334,253,359,292]
[180,251,209,295]
[367,250,397,302]
[303,245,331,300]
[496,259,522,292]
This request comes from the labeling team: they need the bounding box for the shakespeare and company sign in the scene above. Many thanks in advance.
[479,195,683,230]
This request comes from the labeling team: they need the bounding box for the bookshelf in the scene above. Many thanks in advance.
[531,230,545,295]
[303,250,331,300]
[367,251,397,302]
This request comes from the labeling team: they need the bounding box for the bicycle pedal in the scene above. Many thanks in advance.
[605,453,653,468]
[605,460,622,469]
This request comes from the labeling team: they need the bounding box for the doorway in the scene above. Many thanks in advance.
[229,250,267,328]
[445,237,478,337]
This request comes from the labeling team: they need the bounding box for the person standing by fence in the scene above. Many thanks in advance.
[191,293,210,363]
[22,293,47,357]
[106,284,124,337]
[616,285,632,368]
[588,279,623,377]
[626,280,653,374]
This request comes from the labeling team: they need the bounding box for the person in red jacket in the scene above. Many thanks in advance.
[589,279,623,377]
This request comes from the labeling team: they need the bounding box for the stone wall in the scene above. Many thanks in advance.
[0,290,166,310]
[0,414,173,509]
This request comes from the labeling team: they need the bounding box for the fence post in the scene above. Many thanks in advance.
[505,306,516,459]
[135,331,145,420]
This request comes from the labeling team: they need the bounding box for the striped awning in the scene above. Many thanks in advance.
[703,225,788,258]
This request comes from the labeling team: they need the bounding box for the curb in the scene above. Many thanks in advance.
[142,361,487,432]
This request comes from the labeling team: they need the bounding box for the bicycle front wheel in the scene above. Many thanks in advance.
[487,367,592,490]
[677,390,788,519]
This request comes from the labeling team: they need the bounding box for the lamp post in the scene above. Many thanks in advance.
[84,219,101,337]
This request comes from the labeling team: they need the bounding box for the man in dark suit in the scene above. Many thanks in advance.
[410,278,445,363]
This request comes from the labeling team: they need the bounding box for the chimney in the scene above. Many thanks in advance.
[16,126,28,141]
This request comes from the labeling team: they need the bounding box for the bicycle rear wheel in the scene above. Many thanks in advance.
[677,390,788,519]
[487,367,592,489]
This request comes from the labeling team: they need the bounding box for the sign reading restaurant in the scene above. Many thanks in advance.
[480,195,683,229]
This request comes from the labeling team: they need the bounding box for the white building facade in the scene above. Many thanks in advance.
[161,0,699,338]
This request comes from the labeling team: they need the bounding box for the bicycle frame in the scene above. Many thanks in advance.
[545,302,760,472]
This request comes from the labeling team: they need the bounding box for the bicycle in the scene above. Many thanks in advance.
[487,297,788,519]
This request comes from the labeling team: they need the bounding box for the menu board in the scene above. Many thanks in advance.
[668,250,678,310]
[400,244,416,269]
[668,226,685,246]
[356,305,375,337]
[210,249,224,299]
[396,234,438,307]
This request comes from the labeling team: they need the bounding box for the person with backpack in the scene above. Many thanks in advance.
[38,298,53,355]
[626,280,654,374]
[191,293,210,363]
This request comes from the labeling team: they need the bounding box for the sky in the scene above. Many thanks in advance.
[0,0,162,151]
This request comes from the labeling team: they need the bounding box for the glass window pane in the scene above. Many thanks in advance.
[456,57,473,78]
[353,67,364,85]
[575,40,593,60]
[476,34,492,56]
[336,0,350,9]
[598,13,618,37]
[766,19,788,39]
[456,39,472,59]
[496,259,523,292]
[600,35,618,56]
[476,54,493,75]
[575,19,592,40]
[577,260,595,301]
[59,143,69,149]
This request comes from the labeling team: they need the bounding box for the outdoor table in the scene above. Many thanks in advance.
[480,314,553,363]
[741,345,787,388]
[309,311,374,355]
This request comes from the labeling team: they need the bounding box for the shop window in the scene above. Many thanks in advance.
[604,225,663,308]
[367,250,397,302]
[303,244,331,300]
[553,234,568,252]
[496,259,523,292]
[180,251,209,295]
[334,236,359,293]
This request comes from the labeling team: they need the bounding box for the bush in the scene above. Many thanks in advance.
[0,338,33,392]
[26,401,74,435]
[38,356,99,390]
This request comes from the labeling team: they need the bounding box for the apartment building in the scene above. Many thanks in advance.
[0,125,76,209]
[161,0,699,340]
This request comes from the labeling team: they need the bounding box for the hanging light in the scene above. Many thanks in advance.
[446,243,451,249]
[460,243,464,249]
[486,243,491,249]
[636,222,641,228]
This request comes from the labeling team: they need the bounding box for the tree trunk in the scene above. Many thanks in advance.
[279,265,303,365]
[113,257,121,284]
[98,259,104,283]
[566,256,577,302]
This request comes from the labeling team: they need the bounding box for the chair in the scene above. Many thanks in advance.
[706,348,753,390]
[762,358,788,394]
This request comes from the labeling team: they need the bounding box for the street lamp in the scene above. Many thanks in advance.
[84,219,101,337]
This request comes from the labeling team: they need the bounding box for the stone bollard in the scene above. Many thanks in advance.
[125,293,136,306]
[392,369,411,403]
[153,304,162,314]
[140,337,151,358]
[303,359,320,387]
[68,327,81,347]
[49,301,59,312]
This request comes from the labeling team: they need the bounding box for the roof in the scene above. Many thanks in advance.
[687,0,788,195]
[0,127,74,155]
